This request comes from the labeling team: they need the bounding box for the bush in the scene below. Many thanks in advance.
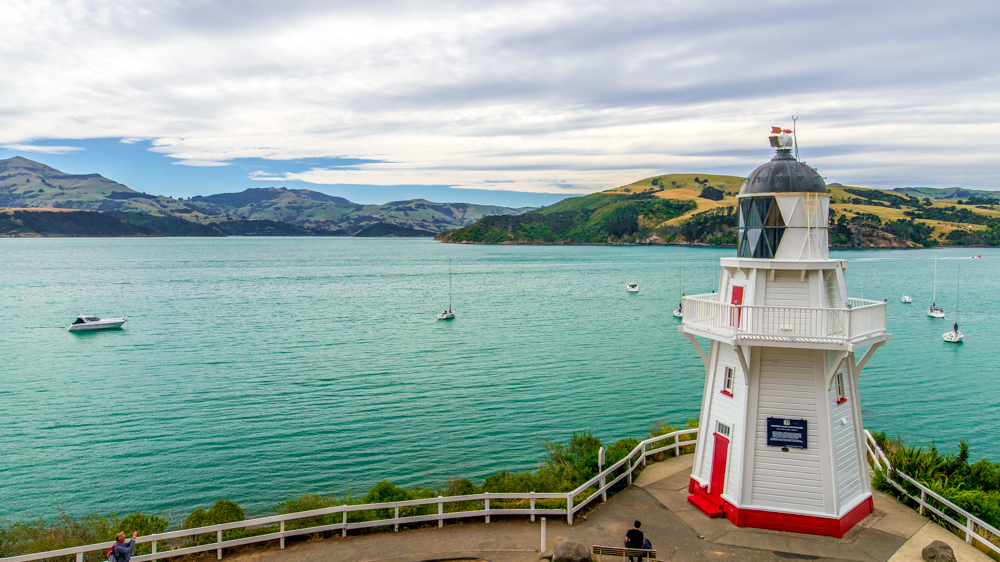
[699,186,724,201]
[183,500,247,545]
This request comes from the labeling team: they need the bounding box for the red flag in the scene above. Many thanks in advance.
[771,126,782,134]
[783,129,793,134]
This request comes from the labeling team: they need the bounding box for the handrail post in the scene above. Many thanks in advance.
[541,517,547,552]
[152,540,157,555]
[530,493,536,521]
[394,506,400,532]
[567,495,573,526]
[628,458,633,486]
[342,508,347,537]
[77,553,83,562]
[438,496,444,528]
[485,492,490,524]
[967,516,974,544]
[920,490,926,516]
[217,530,222,560]
[280,520,285,549]
[641,442,647,467]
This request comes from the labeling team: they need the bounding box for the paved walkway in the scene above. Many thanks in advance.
[226,456,992,562]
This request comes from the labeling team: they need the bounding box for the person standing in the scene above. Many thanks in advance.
[624,520,644,561]
[111,532,138,562]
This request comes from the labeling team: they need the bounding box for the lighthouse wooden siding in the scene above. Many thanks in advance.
[680,142,888,537]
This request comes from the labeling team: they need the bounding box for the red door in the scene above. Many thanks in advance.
[710,433,730,496]
[729,286,744,328]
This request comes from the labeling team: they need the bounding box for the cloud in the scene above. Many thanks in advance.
[172,159,230,167]
[2,144,84,154]
[0,0,998,192]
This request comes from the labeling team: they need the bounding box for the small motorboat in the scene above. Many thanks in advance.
[437,308,455,320]
[627,282,639,293]
[971,255,981,259]
[901,295,912,303]
[68,315,127,331]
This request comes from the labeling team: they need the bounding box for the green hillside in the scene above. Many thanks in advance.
[442,173,1000,248]
[353,222,436,237]
[0,209,160,237]
[891,187,1000,200]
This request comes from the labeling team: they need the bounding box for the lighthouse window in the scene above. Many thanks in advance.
[835,373,847,404]
[737,196,786,259]
[715,421,731,438]
[721,366,734,397]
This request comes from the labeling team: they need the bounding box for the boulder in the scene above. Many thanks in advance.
[922,540,956,562]
[552,540,592,562]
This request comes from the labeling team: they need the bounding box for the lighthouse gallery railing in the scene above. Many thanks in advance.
[682,293,886,344]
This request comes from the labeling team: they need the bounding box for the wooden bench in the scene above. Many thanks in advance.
[591,545,658,561]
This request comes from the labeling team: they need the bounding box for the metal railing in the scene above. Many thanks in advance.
[865,430,1000,558]
[1,429,699,562]
[682,293,886,344]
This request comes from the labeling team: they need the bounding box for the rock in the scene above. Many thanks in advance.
[552,540,592,562]
[922,540,956,562]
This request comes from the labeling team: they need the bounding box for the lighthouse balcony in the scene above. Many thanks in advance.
[681,293,887,350]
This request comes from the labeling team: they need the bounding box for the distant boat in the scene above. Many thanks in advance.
[971,255,981,259]
[901,295,912,303]
[437,260,456,320]
[673,262,684,318]
[928,258,946,318]
[68,315,127,332]
[627,282,639,293]
[943,266,963,343]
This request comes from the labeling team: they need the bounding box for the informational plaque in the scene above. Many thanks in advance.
[766,417,807,449]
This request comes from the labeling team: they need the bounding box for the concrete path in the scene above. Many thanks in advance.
[225,456,992,562]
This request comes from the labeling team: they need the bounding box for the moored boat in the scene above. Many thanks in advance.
[68,315,127,331]
[626,282,639,293]
[901,295,912,303]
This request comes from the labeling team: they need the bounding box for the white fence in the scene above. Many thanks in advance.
[865,430,1000,558]
[682,293,886,344]
[0,429,699,562]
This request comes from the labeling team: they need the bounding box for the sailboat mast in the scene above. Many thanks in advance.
[449,259,453,310]
[933,258,937,302]
[956,266,960,325]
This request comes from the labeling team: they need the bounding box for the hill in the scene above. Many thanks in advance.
[440,173,1000,247]
[0,209,161,237]
[892,187,1000,200]
[353,222,436,237]
[0,157,529,235]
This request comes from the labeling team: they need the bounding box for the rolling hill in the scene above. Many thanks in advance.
[440,174,1000,247]
[0,156,529,235]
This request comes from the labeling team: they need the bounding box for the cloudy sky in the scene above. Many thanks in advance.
[1,0,997,205]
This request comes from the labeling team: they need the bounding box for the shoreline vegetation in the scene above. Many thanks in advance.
[871,432,1000,557]
[0,420,698,561]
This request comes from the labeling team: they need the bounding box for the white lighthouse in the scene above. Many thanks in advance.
[680,130,890,538]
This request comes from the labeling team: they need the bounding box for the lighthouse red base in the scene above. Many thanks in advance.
[687,478,874,538]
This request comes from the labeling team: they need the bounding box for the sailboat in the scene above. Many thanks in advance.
[437,260,456,320]
[928,257,946,318]
[673,262,684,318]
[943,266,963,343]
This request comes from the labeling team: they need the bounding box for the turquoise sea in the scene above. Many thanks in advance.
[1,238,997,520]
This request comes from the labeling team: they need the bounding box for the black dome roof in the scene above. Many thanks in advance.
[740,149,827,195]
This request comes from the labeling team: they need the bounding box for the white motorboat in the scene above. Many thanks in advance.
[437,259,456,320]
[627,282,639,293]
[68,315,127,331]
[901,295,912,303]
[943,266,963,343]
[928,257,945,318]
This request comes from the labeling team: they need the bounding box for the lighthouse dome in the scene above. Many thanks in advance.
[740,149,827,195]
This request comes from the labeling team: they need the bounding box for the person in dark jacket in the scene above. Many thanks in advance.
[112,532,138,562]
[624,520,644,561]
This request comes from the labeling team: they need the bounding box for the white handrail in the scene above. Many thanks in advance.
[864,430,1000,556]
[0,429,699,562]
[682,293,886,343]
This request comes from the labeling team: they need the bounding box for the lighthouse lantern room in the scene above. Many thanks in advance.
[680,129,890,538]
